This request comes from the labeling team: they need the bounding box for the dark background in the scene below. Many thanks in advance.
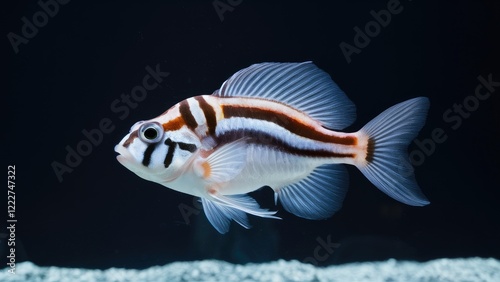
[2,0,499,269]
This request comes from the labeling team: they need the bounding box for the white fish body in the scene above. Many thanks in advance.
[115,62,430,233]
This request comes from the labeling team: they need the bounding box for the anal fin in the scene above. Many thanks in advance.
[276,164,349,220]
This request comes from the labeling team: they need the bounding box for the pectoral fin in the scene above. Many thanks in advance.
[194,139,248,183]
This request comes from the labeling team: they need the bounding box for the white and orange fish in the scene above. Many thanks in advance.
[115,62,430,233]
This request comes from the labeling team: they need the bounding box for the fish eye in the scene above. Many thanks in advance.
[138,122,164,144]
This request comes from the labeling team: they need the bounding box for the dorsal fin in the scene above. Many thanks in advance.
[213,62,356,130]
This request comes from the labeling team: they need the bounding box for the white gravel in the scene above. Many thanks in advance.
[1,257,499,282]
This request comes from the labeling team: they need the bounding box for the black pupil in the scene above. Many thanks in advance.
[144,128,158,140]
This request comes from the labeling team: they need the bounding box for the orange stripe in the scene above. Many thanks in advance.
[222,105,357,145]
[162,116,185,131]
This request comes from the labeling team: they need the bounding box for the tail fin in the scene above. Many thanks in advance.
[357,97,430,206]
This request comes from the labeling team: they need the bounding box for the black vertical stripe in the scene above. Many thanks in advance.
[142,143,157,167]
[179,100,197,130]
[164,138,177,168]
[366,138,375,163]
[195,96,217,135]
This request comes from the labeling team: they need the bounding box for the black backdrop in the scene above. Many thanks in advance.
[3,0,500,269]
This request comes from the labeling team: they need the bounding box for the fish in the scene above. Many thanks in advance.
[114,62,430,234]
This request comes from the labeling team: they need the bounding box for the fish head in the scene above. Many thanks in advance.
[114,118,200,184]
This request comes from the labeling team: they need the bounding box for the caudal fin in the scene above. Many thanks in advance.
[357,97,430,206]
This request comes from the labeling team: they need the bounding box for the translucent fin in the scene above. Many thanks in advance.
[194,139,247,183]
[211,194,280,220]
[276,164,349,220]
[358,97,430,206]
[213,62,356,130]
[201,197,250,234]
[202,194,280,234]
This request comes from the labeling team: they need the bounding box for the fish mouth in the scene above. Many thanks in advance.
[114,145,130,165]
